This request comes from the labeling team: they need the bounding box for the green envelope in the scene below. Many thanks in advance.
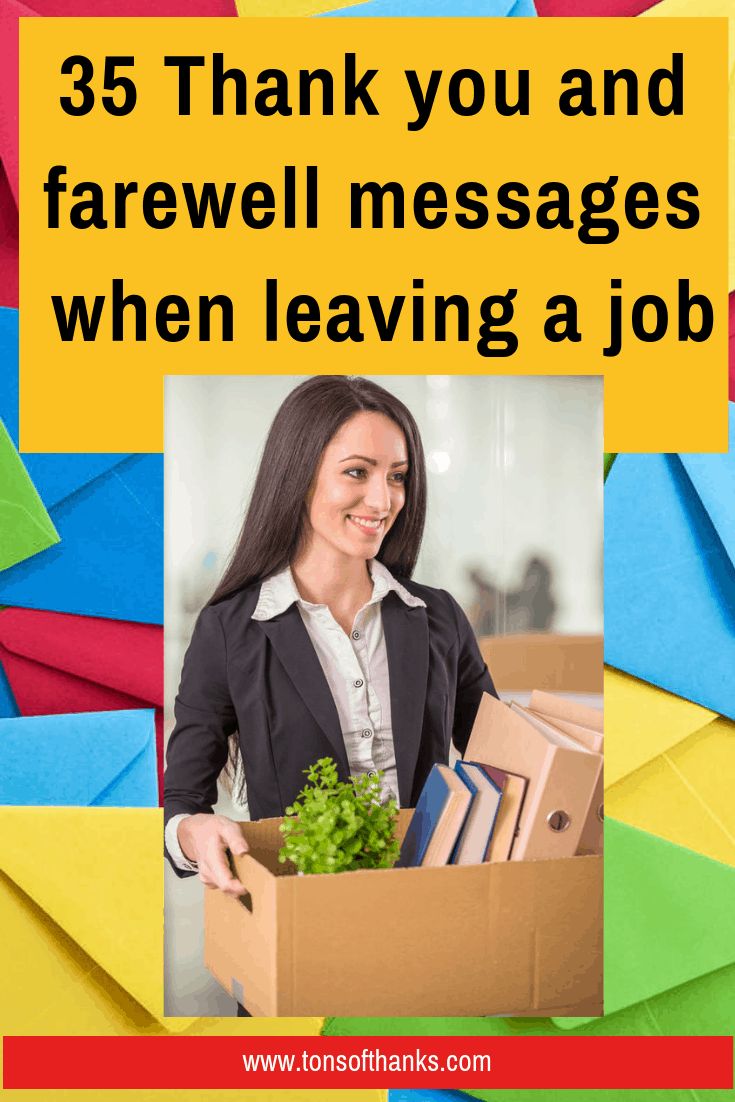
[325,821,735,1096]
[0,419,59,572]
[604,452,617,478]
[450,969,735,1102]
[555,819,735,1029]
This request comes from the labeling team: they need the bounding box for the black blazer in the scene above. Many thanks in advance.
[164,578,497,871]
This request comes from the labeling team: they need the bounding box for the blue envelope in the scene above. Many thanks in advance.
[605,402,735,721]
[389,1094,467,1102]
[327,0,536,15]
[0,708,157,806]
[0,308,162,623]
[0,662,19,718]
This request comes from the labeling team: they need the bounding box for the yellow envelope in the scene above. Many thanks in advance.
[604,666,717,787]
[605,672,735,867]
[0,808,329,1037]
[0,808,385,1102]
[606,715,735,868]
[643,0,734,289]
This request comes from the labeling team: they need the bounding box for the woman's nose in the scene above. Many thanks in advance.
[363,473,391,513]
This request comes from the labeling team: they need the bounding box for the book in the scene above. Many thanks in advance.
[451,761,503,865]
[517,702,604,855]
[528,692,604,854]
[464,693,602,861]
[530,689,603,735]
[477,764,529,862]
[511,702,604,858]
[396,764,473,868]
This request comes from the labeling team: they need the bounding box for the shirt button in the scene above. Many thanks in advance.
[352,630,360,640]
[353,678,364,688]
[361,729,372,739]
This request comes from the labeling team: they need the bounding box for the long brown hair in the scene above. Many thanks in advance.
[209,376,427,604]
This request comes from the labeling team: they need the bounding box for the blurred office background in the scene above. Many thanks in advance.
[164,374,603,1016]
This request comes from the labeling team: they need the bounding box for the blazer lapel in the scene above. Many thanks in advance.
[256,608,350,775]
[382,592,430,807]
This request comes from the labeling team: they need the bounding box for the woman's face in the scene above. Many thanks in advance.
[304,411,408,564]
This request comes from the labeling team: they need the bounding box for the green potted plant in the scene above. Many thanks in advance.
[278,756,400,874]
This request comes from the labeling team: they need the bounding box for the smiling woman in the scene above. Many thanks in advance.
[163,375,497,904]
[297,411,410,633]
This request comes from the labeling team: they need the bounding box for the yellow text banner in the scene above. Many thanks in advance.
[20,18,728,452]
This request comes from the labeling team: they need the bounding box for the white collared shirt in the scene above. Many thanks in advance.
[166,560,425,872]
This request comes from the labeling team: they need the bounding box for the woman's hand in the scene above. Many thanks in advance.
[177,814,250,896]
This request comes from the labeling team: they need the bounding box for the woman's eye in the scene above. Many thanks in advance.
[342,467,407,483]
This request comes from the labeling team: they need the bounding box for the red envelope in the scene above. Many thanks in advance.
[0,607,164,799]
[0,162,17,308]
[729,292,734,402]
[0,0,28,305]
[535,0,658,11]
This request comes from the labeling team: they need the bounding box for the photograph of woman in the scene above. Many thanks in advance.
[164,375,498,902]
[164,372,603,1016]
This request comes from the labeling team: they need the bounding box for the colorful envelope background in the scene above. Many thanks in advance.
[0,446,162,622]
[326,0,536,16]
[730,292,734,400]
[0,417,58,572]
[2,0,733,1098]
[605,669,735,868]
[605,403,735,721]
[0,304,164,794]
[0,807,342,1102]
[0,708,158,806]
[0,163,16,308]
[0,606,164,792]
[0,661,18,718]
[0,309,163,623]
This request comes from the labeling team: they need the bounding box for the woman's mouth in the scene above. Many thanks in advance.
[347,515,385,533]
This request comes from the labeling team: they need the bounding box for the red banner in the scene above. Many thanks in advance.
[3,1035,733,1089]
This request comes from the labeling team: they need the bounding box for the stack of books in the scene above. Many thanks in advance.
[395,690,603,869]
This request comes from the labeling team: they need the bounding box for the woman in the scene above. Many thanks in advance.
[164,376,497,896]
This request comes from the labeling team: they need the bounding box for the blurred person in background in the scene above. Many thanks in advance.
[467,556,556,636]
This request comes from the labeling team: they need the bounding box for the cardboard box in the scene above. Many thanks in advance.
[479,633,604,693]
[205,810,603,1017]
